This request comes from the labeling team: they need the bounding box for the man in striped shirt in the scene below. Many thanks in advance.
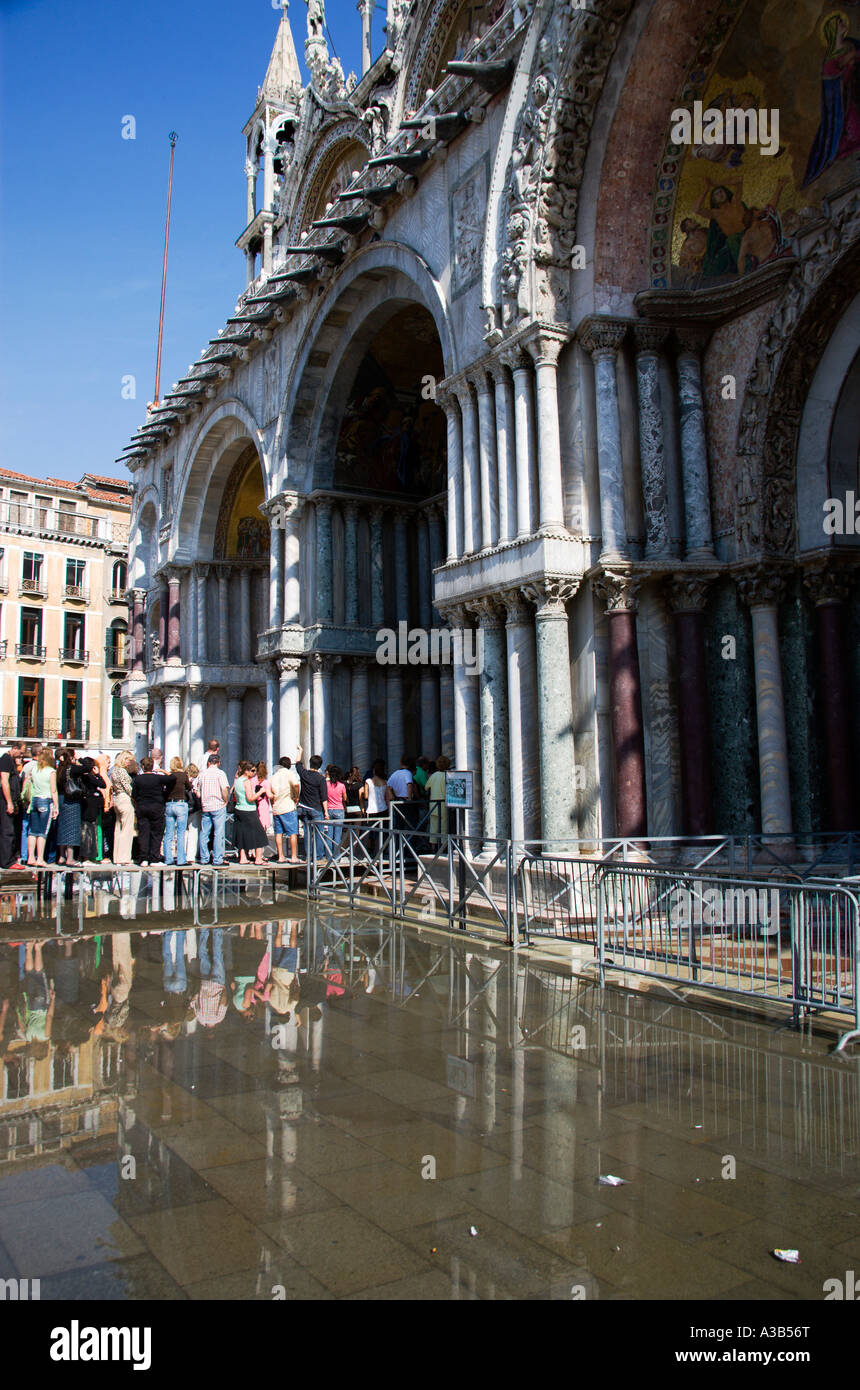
[194,756,230,865]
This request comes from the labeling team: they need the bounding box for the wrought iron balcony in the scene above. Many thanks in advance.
[16,643,46,661]
[62,583,89,602]
[109,589,127,603]
[19,577,47,598]
[0,716,90,742]
[104,645,130,671]
[0,569,7,593]
[0,640,6,660]
[59,647,88,665]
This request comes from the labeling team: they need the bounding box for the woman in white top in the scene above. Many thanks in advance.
[360,759,392,851]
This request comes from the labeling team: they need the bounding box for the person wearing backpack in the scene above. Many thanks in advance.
[55,748,83,865]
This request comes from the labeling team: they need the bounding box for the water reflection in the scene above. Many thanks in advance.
[0,910,857,1299]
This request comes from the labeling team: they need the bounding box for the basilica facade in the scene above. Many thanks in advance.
[122,0,860,847]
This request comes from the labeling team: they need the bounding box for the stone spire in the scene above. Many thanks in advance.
[262,2,302,101]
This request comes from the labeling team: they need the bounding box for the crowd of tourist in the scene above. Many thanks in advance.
[0,736,453,871]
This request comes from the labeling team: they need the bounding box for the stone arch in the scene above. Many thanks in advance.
[174,401,267,560]
[796,290,860,552]
[287,122,371,241]
[736,199,860,557]
[277,243,455,492]
[130,494,158,588]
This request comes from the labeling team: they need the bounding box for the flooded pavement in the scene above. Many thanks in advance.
[0,907,858,1300]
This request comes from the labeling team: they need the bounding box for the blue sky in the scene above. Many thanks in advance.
[0,0,385,484]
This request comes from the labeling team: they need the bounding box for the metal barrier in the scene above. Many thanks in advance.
[595,864,859,1036]
[306,823,518,943]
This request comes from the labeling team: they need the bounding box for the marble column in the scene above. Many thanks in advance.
[166,572,181,663]
[738,569,792,836]
[490,360,516,545]
[440,669,455,759]
[163,687,182,763]
[427,504,445,625]
[315,500,334,625]
[157,583,168,661]
[278,658,301,760]
[386,668,405,772]
[633,325,673,560]
[187,684,208,767]
[438,389,462,562]
[446,603,483,842]
[369,506,385,628]
[521,580,579,847]
[469,598,510,844]
[217,569,230,664]
[311,654,326,756]
[416,512,432,631]
[151,693,165,753]
[594,571,647,840]
[196,566,208,664]
[580,319,628,564]
[129,698,149,763]
[526,328,568,534]
[186,569,198,667]
[475,371,499,550]
[669,575,715,836]
[455,384,479,557]
[225,687,245,780]
[239,568,253,663]
[502,348,536,540]
[131,589,146,672]
[803,561,855,831]
[268,513,285,629]
[265,667,277,768]
[351,659,372,772]
[281,494,303,627]
[502,591,540,845]
[393,509,410,624]
[344,503,359,626]
[676,330,716,561]
[420,670,440,760]
[245,157,256,225]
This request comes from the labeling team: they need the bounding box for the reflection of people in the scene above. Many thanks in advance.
[803,11,860,186]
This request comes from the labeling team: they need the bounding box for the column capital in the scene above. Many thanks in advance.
[467,596,505,629]
[501,589,533,625]
[186,682,210,698]
[675,325,711,358]
[217,565,231,583]
[633,323,670,357]
[350,653,373,669]
[162,686,183,707]
[128,698,150,722]
[277,656,303,676]
[523,326,569,368]
[434,382,460,413]
[310,653,341,673]
[225,686,246,701]
[521,576,579,616]
[451,379,476,410]
[469,366,495,396]
[368,503,387,525]
[667,571,717,614]
[263,490,305,524]
[593,569,641,613]
[313,496,333,518]
[802,557,853,607]
[737,565,788,610]
[343,499,360,521]
[195,563,211,582]
[498,344,531,374]
[130,587,147,603]
[578,317,628,359]
[485,356,511,386]
[437,601,470,628]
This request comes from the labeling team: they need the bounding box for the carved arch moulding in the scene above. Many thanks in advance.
[492,0,634,336]
[735,188,860,559]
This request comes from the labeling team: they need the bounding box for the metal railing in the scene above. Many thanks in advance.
[19,578,46,598]
[59,647,88,665]
[15,642,46,661]
[0,716,91,741]
[104,644,130,670]
[0,640,6,661]
[62,584,89,602]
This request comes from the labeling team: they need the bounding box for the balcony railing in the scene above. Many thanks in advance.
[16,643,46,661]
[62,584,89,602]
[104,645,130,671]
[0,569,7,593]
[0,716,90,742]
[109,588,127,603]
[0,640,6,660]
[59,647,88,665]
[19,577,47,598]
[0,499,127,546]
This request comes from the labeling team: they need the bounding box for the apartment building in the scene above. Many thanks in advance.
[0,469,132,749]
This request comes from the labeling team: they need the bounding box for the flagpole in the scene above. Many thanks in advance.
[153,131,178,410]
